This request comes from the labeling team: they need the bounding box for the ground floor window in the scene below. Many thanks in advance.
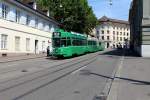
[42,41,45,51]
[26,38,30,51]
[15,36,20,51]
[1,34,8,49]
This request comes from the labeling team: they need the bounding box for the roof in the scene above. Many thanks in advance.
[99,16,129,25]
[54,29,87,39]
[6,0,60,25]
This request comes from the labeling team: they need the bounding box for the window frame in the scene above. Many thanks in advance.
[1,34,8,50]
[15,36,20,51]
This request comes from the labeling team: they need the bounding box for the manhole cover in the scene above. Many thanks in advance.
[21,69,28,72]
[74,91,80,94]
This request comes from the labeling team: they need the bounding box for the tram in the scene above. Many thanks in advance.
[51,29,104,58]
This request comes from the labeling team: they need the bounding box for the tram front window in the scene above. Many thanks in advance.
[53,38,61,47]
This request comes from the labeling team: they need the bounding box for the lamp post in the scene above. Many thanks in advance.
[109,0,112,5]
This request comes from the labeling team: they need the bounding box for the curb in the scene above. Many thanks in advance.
[95,55,124,100]
[106,56,124,100]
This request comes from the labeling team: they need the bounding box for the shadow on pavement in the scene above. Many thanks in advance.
[81,70,150,85]
[101,49,140,57]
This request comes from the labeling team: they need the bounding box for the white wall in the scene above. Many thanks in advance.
[141,45,150,57]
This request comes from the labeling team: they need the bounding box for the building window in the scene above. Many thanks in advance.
[113,31,115,35]
[117,37,119,41]
[120,32,122,35]
[124,37,126,41]
[1,34,8,49]
[26,15,30,25]
[15,10,20,23]
[97,31,99,34]
[102,36,104,40]
[43,22,45,30]
[117,32,119,35]
[2,4,9,19]
[127,33,129,36]
[49,24,52,32]
[124,32,125,36]
[107,30,109,34]
[120,37,122,41]
[113,36,115,41]
[35,18,38,28]
[101,30,104,34]
[15,36,20,51]
[42,41,45,51]
[107,26,109,29]
[26,38,30,51]
[107,36,109,40]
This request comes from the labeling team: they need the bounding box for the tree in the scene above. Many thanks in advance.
[36,0,98,34]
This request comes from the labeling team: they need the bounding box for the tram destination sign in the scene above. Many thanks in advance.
[53,32,61,37]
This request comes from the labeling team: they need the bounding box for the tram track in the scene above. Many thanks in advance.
[0,52,100,94]
[0,52,97,81]
[0,53,91,79]
[13,58,97,100]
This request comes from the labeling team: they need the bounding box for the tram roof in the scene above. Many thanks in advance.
[54,29,87,39]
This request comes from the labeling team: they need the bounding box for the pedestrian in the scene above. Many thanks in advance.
[47,46,50,57]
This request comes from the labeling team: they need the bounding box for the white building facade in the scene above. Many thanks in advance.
[96,16,130,49]
[0,0,59,56]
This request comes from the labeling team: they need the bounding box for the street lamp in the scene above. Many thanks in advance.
[109,0,113,5]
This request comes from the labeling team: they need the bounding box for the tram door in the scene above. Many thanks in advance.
[35,40,38,54]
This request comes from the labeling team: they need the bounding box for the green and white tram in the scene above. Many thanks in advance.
[51,29,104,58]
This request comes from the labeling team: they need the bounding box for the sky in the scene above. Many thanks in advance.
[88,0,132,21]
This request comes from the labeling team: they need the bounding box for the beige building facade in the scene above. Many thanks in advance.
[0,0,59,57]
[96,16,130,49]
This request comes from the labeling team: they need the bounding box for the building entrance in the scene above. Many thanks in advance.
[35,40,38,54]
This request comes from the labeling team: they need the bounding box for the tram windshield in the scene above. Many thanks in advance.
[53,38,61,47]
[53,38,71,47]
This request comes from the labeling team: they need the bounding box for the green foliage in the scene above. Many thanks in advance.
[36,0,98,34]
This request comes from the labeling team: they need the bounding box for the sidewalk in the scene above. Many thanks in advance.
[107,52,150,100]
[0,53,46,63]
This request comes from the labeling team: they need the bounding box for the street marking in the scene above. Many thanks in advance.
[115,56,124,78]
[71,66,88,75]
[6,64,19,67]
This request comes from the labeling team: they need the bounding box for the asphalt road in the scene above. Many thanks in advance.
[0,50,123,100]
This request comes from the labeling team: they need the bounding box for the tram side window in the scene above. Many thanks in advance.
[61,39,66,47]
[67,38,71,46]
[72,39,77,46]
[93,41,96,45]
[99,42,101,46]
[60,38,71,47]
[72,39,82,46]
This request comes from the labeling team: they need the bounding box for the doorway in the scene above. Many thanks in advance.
[35,40,38,54]
[107,42,110,48]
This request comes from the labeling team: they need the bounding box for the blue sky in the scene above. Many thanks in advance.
[88,0,132,21]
